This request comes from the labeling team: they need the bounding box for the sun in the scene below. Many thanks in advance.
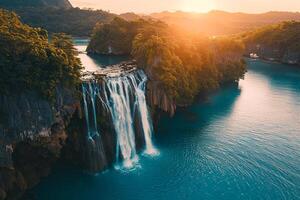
[181,0,216,13]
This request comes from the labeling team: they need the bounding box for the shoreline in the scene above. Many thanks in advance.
[244,56,300,67]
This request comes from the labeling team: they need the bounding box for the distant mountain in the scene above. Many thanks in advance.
[0,0,116,37]
[11,7,116,36]
[150,10,300,35]
[0,0,72,9]
[119,12,141,21]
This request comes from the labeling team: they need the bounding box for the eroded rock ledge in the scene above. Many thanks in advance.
[245,43,300,65]
[0,87,80,200]
[82,60,177,116]
[0,60,177,200]
[81,60,138,80]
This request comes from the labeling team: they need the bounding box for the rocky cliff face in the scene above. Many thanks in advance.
[0,86,80,200]
[0,62,162,199]
[245,43,300,65]
[79,63,157,171]
[146,81,176,117]
[143,65,177,117]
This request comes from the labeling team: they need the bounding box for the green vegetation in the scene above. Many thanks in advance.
[87,18,140,55]
[4,7,116,37]
[0,9,82,100]
[240,21,300,52]
[87,18,165,55]
[0,0,72,8]
[2,4,300,37]
[89,18,246,105]
[132,25,246,105]
[0,0,72,9]
[210,38,247,83]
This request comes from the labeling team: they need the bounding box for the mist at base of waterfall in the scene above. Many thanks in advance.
[82,70,158,170]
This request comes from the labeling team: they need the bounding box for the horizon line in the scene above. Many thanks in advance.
[71,6,300,15]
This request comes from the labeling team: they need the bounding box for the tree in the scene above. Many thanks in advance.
[0,9,82,100]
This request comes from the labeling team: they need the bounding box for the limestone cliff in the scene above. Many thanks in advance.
[0,86,80,200]
[245,43,300,65]
[146,81,176,117]
[0,62,160,199]
[241,21,300,65]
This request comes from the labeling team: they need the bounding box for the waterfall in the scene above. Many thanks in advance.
[104,76,138,168]
[82,82,107,171]
[130,71,158,155]
[81,70,158,170]
[82,83,100,138]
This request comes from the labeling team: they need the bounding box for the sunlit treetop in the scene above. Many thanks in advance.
[0,9,82,100]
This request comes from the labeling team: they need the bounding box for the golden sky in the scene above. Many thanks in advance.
[70,0,300,14]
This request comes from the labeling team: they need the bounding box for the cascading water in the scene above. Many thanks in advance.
[129,71,158,155]
[81,69,158,170]
[81,82,107,171]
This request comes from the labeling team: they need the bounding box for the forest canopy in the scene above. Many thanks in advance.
[239,21,300,52]
[89,17,247,105]
[0,9,82,100]
[3,7,116,37]
[87,18,166,55]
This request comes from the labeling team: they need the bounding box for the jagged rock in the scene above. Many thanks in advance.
[0,86,80,199]
[81,60,138,80]
[0,168,27,200]
[0,187,6,200]
[147,82,176,117]
[245,43,300,65]
[0,60,160,199]
[81,66,157,170]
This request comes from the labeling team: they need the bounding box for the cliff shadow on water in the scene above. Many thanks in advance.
[246,59,300,93]
[156,82,241,142]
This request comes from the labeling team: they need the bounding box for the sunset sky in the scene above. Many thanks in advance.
[70,0,300,14]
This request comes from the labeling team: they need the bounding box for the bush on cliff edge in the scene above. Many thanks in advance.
[0,9,82,100]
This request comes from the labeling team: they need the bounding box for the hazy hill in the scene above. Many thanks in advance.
[150,10,300,35]
[14,7,116,36]
[119,12,141,21]
[0,0,72,9]
[239,21,300,65]
[0,0,117,37]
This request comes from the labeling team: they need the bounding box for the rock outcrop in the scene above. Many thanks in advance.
[146,81,176,117]
[245,43,300,65]
[0,61,161,199]
[141,64,177,117]
[0,86,80,199]
[80,61,157,170]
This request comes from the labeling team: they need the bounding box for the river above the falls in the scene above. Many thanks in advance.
[73,38,129,72]
[33,53,300,199]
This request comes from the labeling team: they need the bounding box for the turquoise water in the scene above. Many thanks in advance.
[73,39,129,71]
[33,59,300,200]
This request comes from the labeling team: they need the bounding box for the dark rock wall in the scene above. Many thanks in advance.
[0,86,80,200]
[0,69,163,199]
[146,81,176,117]
[245,43,300,65]
[74,78,151,172]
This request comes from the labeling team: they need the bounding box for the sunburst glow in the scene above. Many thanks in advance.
[180,0,216,12]
[70,0,300,14]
